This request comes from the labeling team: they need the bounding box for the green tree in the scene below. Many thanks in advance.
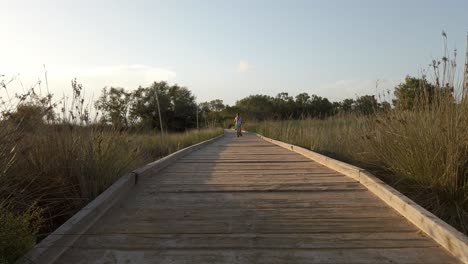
[207,99,225,112]
[273,92,294,118]
[95,87,131,128]
[167,85,197,131]
[380,101,392,112]
[355,95,378,115]
[339,98,355,113]
[308,94,333,118]
[5,104,46,131]
[235,95,275,121]
[295,93,310,117]
[128,82,198,131]
[129,82,172,131]
[198,100,226,127]
[393,76,439,110]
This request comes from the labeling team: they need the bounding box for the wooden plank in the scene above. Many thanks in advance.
[70,232,435,249]
[159,170,342,175]
[83,207,399,219]
[52,131,460,264]
[164,164,335,171]
[154,171,345,177]
[151,175,357,184]
[121,191,388,210]
[56,248,459,264]
[144,183,364,192]
[86,219,416,234]
[359,171,468,263]
[258,133,468,263]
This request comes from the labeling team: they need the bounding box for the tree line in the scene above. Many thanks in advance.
[93,82,384,131]
[95,82,197,131]
[91,75,453,131]
[3,75,453,132]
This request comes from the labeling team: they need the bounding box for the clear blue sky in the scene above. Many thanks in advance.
[1,0,467,105]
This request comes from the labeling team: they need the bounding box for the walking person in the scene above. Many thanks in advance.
[234,113,243,137]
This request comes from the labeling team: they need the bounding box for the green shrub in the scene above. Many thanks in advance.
[0,206,41,264]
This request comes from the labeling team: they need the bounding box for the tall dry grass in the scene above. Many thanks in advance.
[253,33,468,233]
[0,122,222,263]
[0,78,223,263]
[252,97,468,234]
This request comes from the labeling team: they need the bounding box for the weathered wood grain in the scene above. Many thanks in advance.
[55,131,460,264]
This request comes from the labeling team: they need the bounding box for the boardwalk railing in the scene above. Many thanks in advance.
[257,133,468,264]
[17,133,225,264]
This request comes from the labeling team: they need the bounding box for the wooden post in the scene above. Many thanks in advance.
[463,34,468,100]
[196,103,199,130]
[155,85,164,135]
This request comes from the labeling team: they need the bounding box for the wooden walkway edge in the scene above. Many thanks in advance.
[257,133,468,263]
[19,130,463,263]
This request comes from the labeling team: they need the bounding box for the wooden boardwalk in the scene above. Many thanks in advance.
[56,131,459,263]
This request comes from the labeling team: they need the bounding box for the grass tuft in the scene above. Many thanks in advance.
[0,125,222,263]
[252,99,468,234]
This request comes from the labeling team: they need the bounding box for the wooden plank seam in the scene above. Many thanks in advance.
[256,133,468,264]
[16,133,225,264]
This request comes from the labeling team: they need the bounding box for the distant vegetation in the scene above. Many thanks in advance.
[91,80,393,130]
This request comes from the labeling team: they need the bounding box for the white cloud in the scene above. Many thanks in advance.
[0,64,177,107]
[61,64,176,89]
[2,64,176,93]
[237,60,251,73]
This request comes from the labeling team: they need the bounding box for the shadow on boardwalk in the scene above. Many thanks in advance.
[55,131,459,263]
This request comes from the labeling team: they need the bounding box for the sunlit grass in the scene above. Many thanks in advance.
[0,124,223,263]
[251,99,468,235]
